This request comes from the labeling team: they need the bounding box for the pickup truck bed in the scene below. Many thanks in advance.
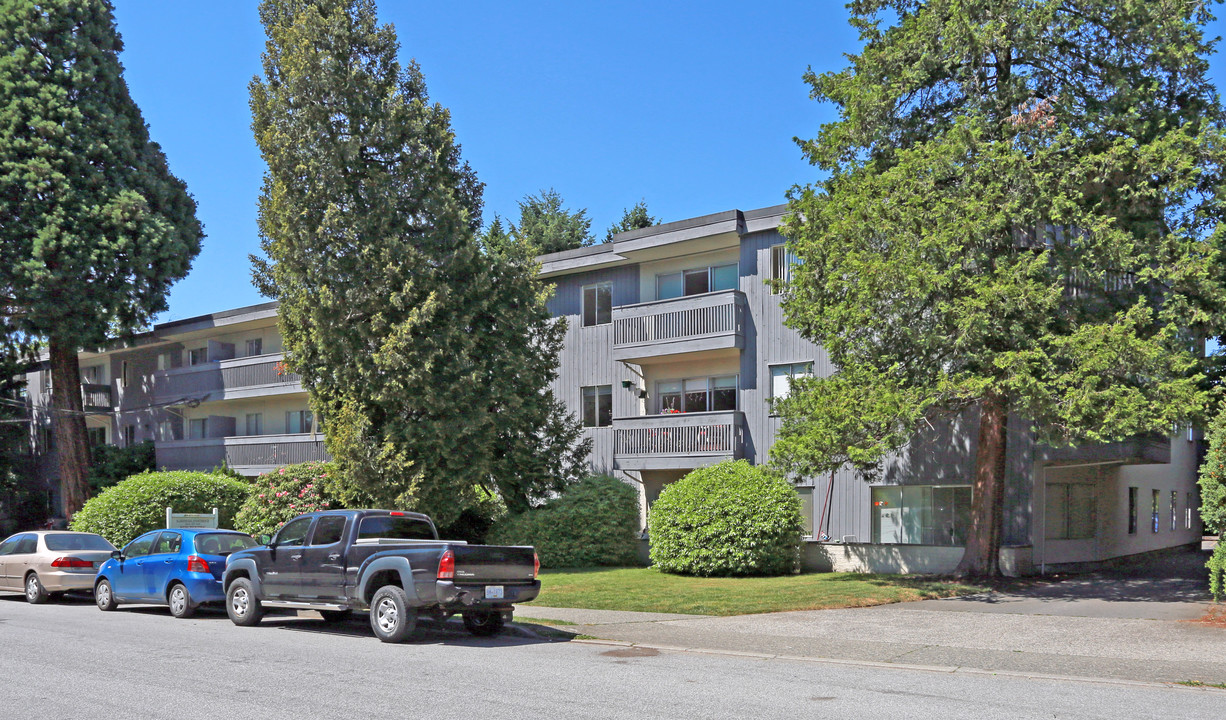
[222,509,540,642]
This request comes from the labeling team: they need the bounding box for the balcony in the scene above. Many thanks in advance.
[613,410,743,470]
[152,353,303,405]
[81,383,112,412]
[612,290,745,362]
[1043,433,1172,466]
[155,433,330,475]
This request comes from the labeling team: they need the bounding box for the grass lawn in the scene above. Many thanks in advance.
[534,567,987,616]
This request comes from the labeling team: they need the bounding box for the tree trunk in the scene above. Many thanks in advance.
[50,334,91,519]
[955,392,1008,578]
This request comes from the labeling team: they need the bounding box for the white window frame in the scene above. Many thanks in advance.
[656,374,738,414]
[581,282,612,327]
[770,244,799,293]
[246,338,263,357]
[769,362,813,400]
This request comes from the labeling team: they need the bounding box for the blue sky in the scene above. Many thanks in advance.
[109,1,1226,323]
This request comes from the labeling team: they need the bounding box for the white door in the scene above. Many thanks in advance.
[877,508,903,544]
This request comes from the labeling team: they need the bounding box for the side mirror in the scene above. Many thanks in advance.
[260,534,272,545]
[110,550,122,560]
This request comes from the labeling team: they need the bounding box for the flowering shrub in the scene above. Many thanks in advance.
[234,462,341,538]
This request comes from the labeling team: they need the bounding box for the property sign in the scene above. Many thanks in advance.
[166,507,219,529]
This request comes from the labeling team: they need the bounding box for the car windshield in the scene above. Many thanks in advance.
[43,533,115,551]
[194,533,258,556]
[357,516,435,541]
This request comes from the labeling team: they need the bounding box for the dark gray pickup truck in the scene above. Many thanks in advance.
[221,509,540,642]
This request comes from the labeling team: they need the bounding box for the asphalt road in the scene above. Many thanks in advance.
[1,594,1221,720]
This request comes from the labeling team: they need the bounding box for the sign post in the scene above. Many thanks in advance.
[166,507,219,530]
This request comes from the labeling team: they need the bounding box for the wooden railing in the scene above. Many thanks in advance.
[613,290,745,349]
[613,411,743,459]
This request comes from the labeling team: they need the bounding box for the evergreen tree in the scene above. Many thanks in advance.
[512,189,593,255]
[251,0,588,525]
[775,1,1226,576]
[0,0,203,517]
[604,200,657,242]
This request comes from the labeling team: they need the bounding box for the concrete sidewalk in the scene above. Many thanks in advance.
[514,552,1226,685]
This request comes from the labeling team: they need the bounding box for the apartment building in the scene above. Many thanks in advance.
[19,204,1202,573]
[539,204,1203,574]
[24,302,328,513]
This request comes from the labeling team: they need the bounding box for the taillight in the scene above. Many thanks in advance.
[187,555,210,573]
[437,549,454,579]
[533,551,540,579]
[50,557,93,568]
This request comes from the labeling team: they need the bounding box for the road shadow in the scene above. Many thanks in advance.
[256,612,569,647]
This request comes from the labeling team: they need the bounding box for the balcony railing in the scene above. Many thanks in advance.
[153,353,302,404]
[155,433,330,475]
[81,383,112,410]
[612,290,745,361]
[613,410,743,470]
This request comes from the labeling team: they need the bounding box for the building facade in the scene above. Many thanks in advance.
[539,205,1203,574]
[18,204,1203,574]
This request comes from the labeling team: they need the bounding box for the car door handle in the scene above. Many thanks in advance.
[136,560,145,566]
[164,559,173,564]
[291,554,302,560]
[327,554,341,561]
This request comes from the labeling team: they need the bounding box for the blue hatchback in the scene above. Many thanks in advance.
[94,529,257,618]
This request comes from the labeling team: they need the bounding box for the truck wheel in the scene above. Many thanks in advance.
[369,585,416,643]
[462,610,506,637]
[226,578,264,627]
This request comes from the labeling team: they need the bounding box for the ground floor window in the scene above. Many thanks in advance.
[1151,489,1160,533]
[1128,486,1138,534]
[86,427,106,448]
[871,485,972,546]
[1045,482,1096,540]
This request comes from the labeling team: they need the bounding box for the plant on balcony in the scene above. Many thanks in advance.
[70,470,249,547]
[649,460,802,577]
[233,461,340,538]
[490,475,640,568]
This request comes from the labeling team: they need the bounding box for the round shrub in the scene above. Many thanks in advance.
[490,475,640,568]
[234,462,340,538]
[648,460,802,577]
[70,470,251,547]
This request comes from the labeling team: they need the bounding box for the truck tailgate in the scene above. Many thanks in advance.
[451,545,535,583]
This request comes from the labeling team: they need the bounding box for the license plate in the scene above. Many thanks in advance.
[484,585,504,600]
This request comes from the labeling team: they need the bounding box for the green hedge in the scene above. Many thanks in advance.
[70,470,251,547]
[490,475,640,568]
[648,460,802,577]
[1199,412,1226,536]
[234,462,339,538]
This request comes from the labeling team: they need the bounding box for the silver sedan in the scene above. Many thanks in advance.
[0,531,116,603]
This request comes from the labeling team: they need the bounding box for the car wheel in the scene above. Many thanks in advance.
[168,583,196,619]
[24,573,49,604]
[462,610,506,637]
[319,609,351,624]
[226,578,264,627]
[95,579,118,611]
[369,585,416,643]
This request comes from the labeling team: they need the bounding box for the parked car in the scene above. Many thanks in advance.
[0,531,116,603]
[95,529,257,618]
[222,510,540,642]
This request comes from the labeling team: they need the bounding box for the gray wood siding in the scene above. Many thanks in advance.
[547,265,641,473]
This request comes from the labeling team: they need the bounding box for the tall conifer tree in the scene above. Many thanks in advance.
[0,0,203,517]
[251,0,587,523]
[775,1,1226,576]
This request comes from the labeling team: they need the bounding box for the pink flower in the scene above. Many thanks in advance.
[289,504,295,509]
[278,468,285,474]
[258,494,265,499]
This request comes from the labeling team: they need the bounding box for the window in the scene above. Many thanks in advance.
[1152,489,1160,533]
[658,375,738,413]
[582,282,612,327]
[189,419,208,440]
[245,413,263,436]
[581,385,612,427]
[81,365,103,384]
[246,338,263,357]
[286,410,313,434]
[122,425,136,447]
[153,532,182,555]
[770,362,813,399]
[358,515,436,541]
[770,245,800,291]
[120,360,130,386]
[157,351,176,371]
[871,485,972,546]
[0,535,23,556]
[310,516,347,546]
[40,371,50,393]
[656,263,738,301]
[86,427,106,448]
[1045,483,1096,540]
[189,347,208,366]
[797,487,815,538]
[1171,490,1178,532]
[158,421,178,441]
[273,516,313,547]
[1187,492,1195,530]
[1128,487,1138,534]
[124,533,157,558]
